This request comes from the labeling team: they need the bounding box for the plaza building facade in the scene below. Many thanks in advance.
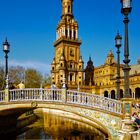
[84,50,140,100]
[51,0,140,100]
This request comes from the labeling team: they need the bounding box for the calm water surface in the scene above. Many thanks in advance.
[16,109,107,140]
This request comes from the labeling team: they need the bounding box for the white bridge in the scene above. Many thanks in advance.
[0,88,122,115]
[0,88,124,140]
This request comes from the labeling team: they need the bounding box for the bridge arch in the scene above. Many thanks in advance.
[41,108,111,139]
[0,102,114,139]
[0,101,122,140]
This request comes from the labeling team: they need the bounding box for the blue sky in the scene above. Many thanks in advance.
[0,0,140,75]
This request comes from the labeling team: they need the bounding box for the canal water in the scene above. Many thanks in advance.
[16,109,107,140]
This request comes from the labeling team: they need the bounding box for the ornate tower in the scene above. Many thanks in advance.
[51,0,84,88]
[85,57,94,86]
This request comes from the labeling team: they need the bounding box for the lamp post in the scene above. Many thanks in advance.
[3,38,10,89]
[120,0,132,98]
[115,32,122,100]
[119,1,139,137]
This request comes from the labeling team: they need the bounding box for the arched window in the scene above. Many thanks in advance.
[68,5,70,13]
[104,91,108,98]
[70,64,72,68]
[65,29,68,38]
[70,30,72,39]
[135,88,140,99]
[74,30,76,40]
[120,89,123,99]
[129,88,132,98]
[111,90,115,99]
[70,74,73,81]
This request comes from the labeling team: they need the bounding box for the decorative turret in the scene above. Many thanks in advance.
[87,57,93,67]
[61,0,74,19]
[85,57,94,86]
[55,0,78,41]
[105,50,116,65]
[52,57,55,64]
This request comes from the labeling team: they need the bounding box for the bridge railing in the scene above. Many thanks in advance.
[9,88,63,102]
[0,90,5,102]
[0,88,122,115]
[67,90,122,115]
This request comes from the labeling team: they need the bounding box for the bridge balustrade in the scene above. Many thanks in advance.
[9,89,63,102]
[0,88,122,115]
[66,90,122,115]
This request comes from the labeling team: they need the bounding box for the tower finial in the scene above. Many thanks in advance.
[89,55,91,61]
[61,0,73,18]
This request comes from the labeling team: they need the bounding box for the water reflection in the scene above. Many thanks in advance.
[17,109,107,140]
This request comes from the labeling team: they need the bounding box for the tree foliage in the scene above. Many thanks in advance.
[0,65,49,89]
[25,68,43,88]
[8,66,25,86]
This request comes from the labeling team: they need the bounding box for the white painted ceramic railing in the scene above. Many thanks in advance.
[0,88,122,115]
[9,88,63,102]
[67,90,122,115]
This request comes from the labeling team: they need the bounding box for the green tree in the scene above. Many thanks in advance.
[8,66,25,87]
[25,68,43,88]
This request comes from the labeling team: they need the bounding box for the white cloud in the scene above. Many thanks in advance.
[1,60,51,75]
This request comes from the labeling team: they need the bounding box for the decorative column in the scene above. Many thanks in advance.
[75,29,78,39]
[63,26,66,36]
[67,27,70,38]
[72,28,74,39]
[120,0,133,118]
[119,1,139,139]
[3,38,10,102]
[115,32,122,100]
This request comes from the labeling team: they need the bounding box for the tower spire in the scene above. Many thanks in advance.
[61,0,73,19]
[55,0,78,41]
